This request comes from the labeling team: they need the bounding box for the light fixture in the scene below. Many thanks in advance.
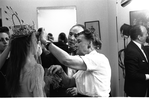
[121,0,132,7]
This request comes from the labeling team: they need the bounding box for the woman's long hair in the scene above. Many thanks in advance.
[6,34,32,96]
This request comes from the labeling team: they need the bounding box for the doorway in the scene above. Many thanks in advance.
[37,6,76,42]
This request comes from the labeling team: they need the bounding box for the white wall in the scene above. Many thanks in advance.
[107,0,119,96]
[0,0,119,96]
[0,8,1,19]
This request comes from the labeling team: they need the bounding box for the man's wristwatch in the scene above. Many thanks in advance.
[46,42,52,50]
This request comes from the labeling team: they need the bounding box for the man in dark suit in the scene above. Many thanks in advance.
[124,25,149,97]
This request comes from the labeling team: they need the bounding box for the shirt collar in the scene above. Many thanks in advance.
[132,40,141,49]
[89,50,97,54]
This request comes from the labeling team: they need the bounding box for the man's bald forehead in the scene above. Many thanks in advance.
[70,26,84,34]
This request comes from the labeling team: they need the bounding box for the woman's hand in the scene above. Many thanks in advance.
[48,65,76,88]
[48,65,64,75]
[39,28,49,46]
[44,67,63,91]
[66,87,78,96]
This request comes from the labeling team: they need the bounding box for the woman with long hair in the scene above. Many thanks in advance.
[6,26,45,97]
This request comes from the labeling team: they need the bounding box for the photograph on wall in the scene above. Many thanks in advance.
[85,20,101,40]
[130,10,149,31]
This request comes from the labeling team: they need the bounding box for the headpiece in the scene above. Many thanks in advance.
[4,6,36,39]
[12,25,36,39]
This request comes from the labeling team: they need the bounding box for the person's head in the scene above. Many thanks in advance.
[47,33,54,41]
[75,29,102,55]
[58,32,67,43]
[68,24,85,52]
[120,24,131,38]
[6,25,37,96]
[130,25,148,44]
[0,26,10,53]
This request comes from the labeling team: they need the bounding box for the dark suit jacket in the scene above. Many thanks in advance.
[124,41,149,97]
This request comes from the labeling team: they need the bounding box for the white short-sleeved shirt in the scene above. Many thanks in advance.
[73,50,111,97]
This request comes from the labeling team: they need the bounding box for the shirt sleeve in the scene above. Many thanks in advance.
[80,53,110,71]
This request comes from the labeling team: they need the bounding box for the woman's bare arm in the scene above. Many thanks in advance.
[0,45,10,69]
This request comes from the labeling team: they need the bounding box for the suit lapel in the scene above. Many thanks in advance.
[142,46,149,62]
[130,41,148,63]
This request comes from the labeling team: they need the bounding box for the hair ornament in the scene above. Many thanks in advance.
[11,25,36,39]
